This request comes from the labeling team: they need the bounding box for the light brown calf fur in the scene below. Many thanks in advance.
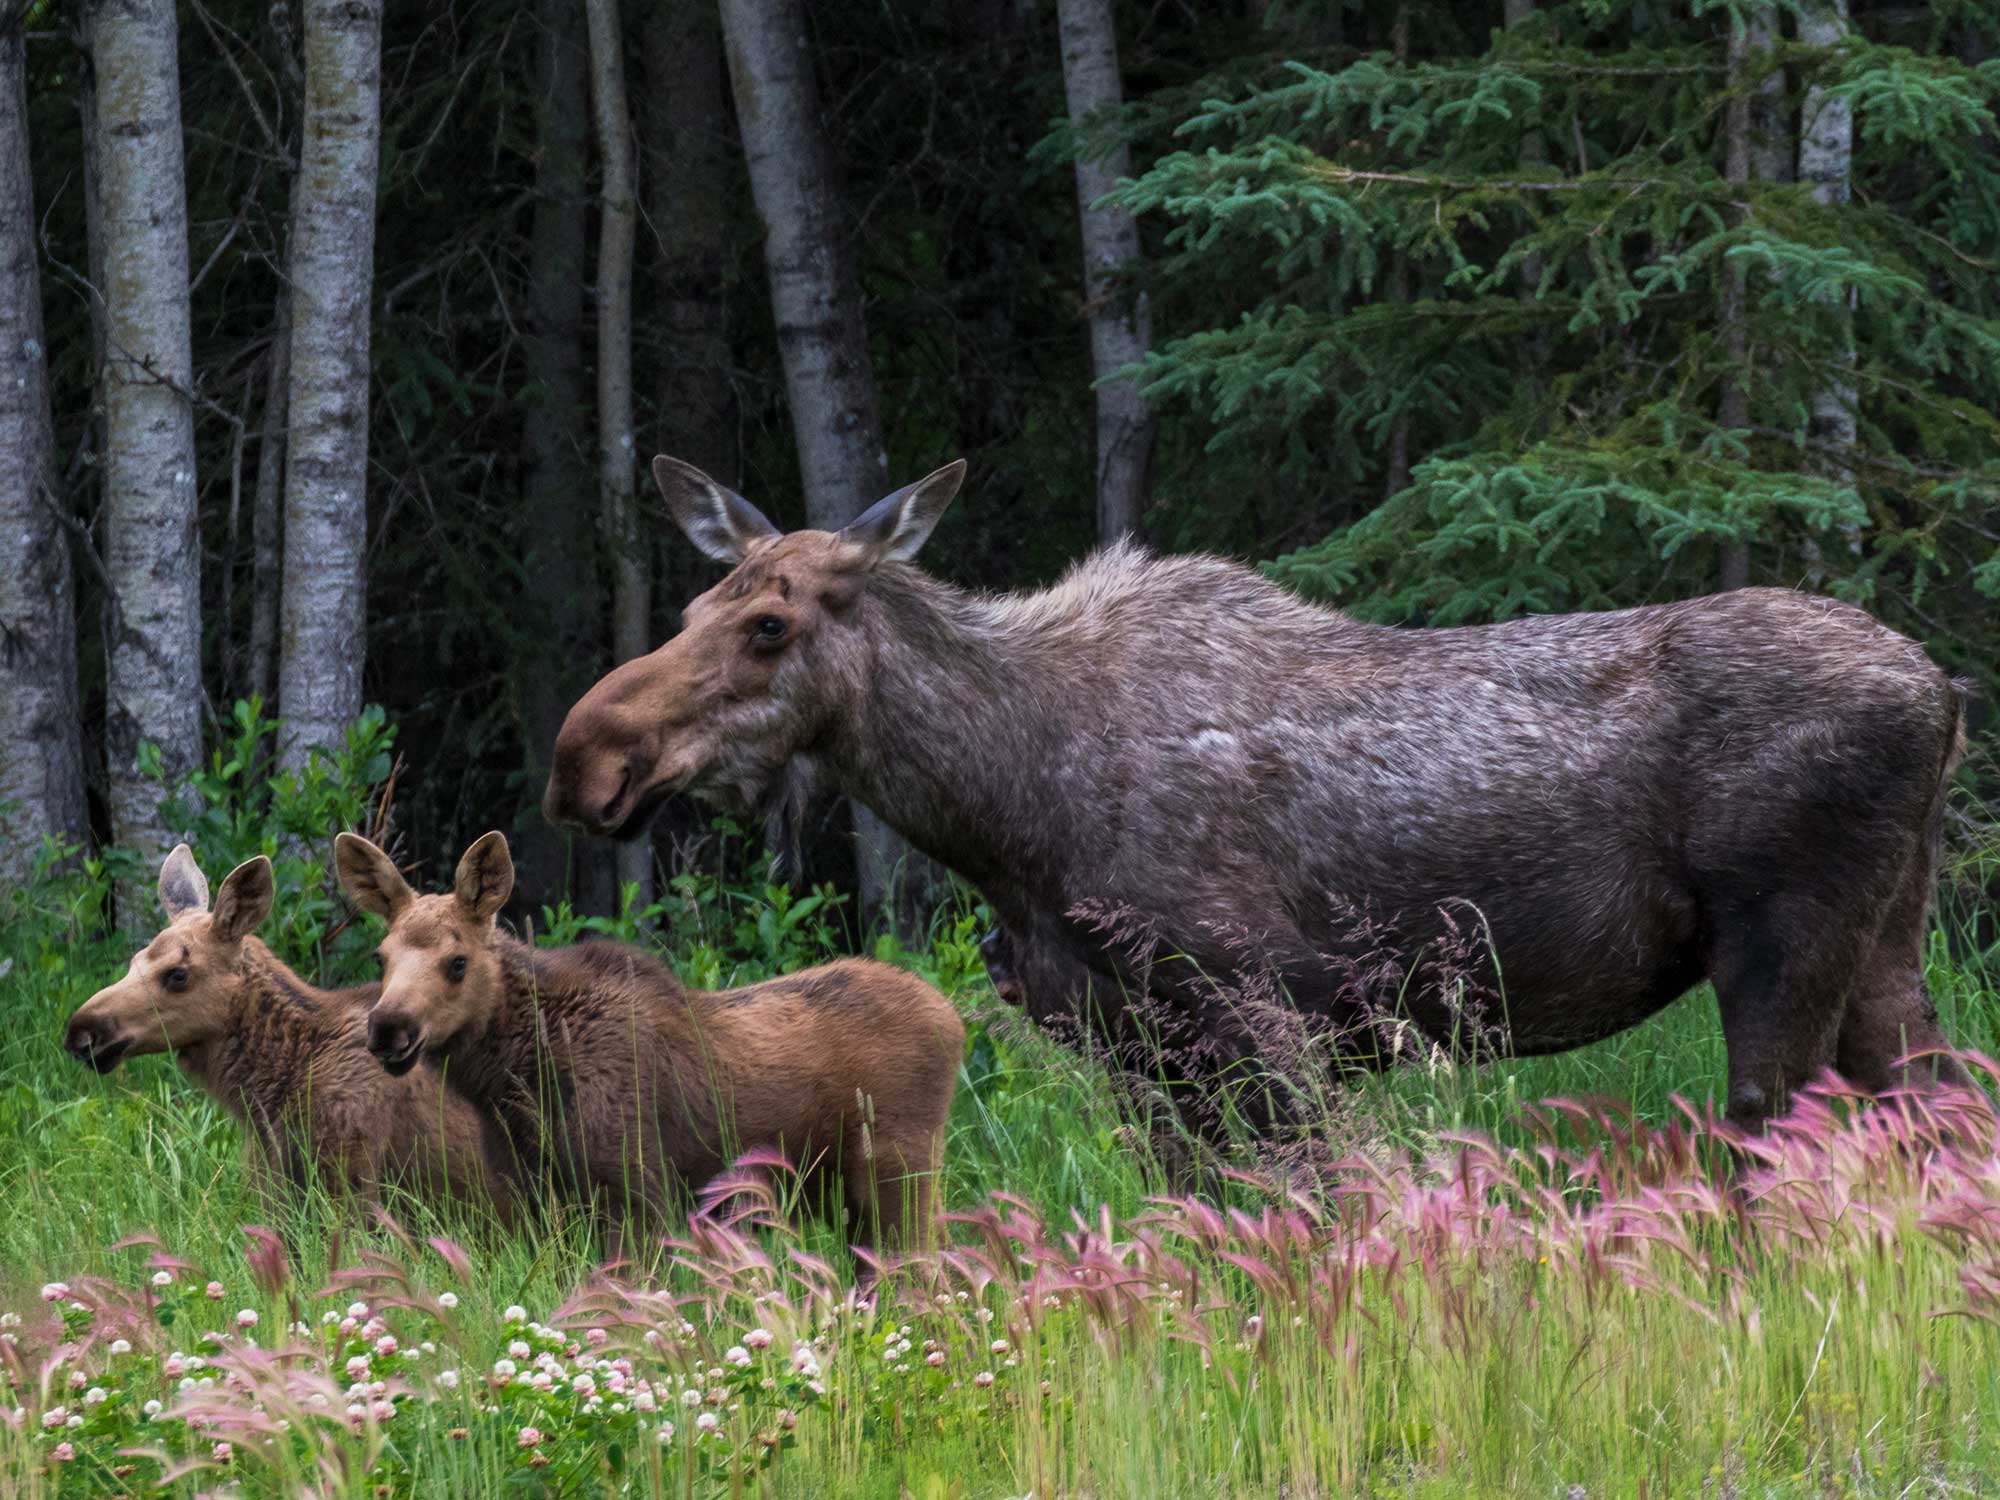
[63,846,518,1222]
[336,831,963,1258]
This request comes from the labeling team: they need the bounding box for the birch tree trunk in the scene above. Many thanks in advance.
[1056,0,1153,543]
[1799,0,1856,453]
[88,0,202,865]
[277,0,381,768]
[516,0,613,916]
[0,19,87,878]
[583,0,653,905]
[1716,12,1771,592]
[247,316,288,709]
[718,0,930,930]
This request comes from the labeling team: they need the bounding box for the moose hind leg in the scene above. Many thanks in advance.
[1835,836,1969,1095]
[1708,892,1859,1131]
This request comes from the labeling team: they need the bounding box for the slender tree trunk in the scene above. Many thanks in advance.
[643,0,735,528]
[516,0,613,916]
[88,0,202,866]
[1384,4,1412,499]
[583,0,653,906]
[277,0,381,767]
[1504,0,1544,300]
[0,19,87,878]
[247,314,288,710]
[719,0,930,930]
[1799,0,1855,453]
[1056,0,1153,543]
[1716,14,1766,592]
[1748,7,1792,185]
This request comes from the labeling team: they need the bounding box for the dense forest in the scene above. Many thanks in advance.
[2,0,1997,929]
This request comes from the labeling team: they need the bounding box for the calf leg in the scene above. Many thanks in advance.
[1836,834,1969,1095]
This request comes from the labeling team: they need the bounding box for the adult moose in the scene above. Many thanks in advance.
[544,456,1969,1135]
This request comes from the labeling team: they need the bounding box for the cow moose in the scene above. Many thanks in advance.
[62,846,518,1220]
[543,455,1970,1135]
[336,830,963,1257]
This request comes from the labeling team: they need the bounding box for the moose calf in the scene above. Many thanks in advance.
[63,846,517,1222]
[335,831,963,1258]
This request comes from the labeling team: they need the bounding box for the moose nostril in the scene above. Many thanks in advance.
[368,1017,406,1056]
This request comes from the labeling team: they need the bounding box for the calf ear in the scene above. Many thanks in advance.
[212,857,275,945]
[454,830,514,924]
[158,844,210,920]
[838,460,967,566]
[653,456,780,564]
[335,833,414,921]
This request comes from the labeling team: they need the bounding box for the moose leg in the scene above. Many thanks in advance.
[1835,836,1969,1095]
[1707,892,1861,1130]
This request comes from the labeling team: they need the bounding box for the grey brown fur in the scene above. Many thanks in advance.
[547,459,1969,1133]
[63,847,517,1218]
[339,832,963,1255]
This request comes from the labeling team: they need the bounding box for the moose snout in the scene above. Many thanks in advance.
[367,1010,425,1076]
[64,1010,130,1073]
[980,928,1025,1008]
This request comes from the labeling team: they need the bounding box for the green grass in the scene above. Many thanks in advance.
[3,894,1998,1498]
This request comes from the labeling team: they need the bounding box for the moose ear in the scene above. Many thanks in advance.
[211,857,275,945]
[158,844,210,920]
[335,833,414,921]
[837,460,966,567]
[454,831,513,924]
[652,456,780,564]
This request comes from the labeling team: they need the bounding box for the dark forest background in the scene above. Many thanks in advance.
[3,0,1997,932]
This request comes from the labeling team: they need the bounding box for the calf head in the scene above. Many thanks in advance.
[63,846,275,1071]
[337,831,513,1076]
[542,455,967,839]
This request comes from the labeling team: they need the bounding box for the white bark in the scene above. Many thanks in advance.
[1057,0,1154,543]
[88,0,202,863]
[277,0,381,768]
[718,0,929,928]
[583,0,652,904]
[1800,0,1856,452]
[0,19,87,877]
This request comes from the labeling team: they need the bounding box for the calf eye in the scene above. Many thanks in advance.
[446,955,467,983]
[753,615,787,642]
[163,967,189,993]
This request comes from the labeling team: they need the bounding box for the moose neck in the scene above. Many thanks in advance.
[435,936,574,1124]
[825,562,1089,896]
[178,941,340,1113]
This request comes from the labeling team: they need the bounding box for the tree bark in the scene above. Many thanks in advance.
[1799,0,1856,452]
[88,0,202,865]
[277,0,380,768]
[515,0,613,917]
[718,0,930,931]
[0,18,87,878]
[583,0,653,905]
[1716,14,1766,593]
[1056,0,1154,543]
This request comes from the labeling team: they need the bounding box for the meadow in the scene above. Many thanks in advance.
[3,729,1999,1498]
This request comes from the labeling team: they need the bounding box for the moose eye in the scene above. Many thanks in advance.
[753,615,787,643]
[163,967,189,993]
[445,955,467,983]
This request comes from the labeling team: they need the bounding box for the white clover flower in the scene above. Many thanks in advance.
[990,1339,1010,1355]
[695,1411,719,1434]
[40,1282,68,1302]
[346,1355,371,1380]
[65,1413,83,1429]
[974,1370,995,1388]
[370,1399,396,1422]
[436,1292,458,1310]
[725,1345,751,1369]
[108,1339,132,1356]
[374,1335,398,1357]
[633,1390,656,1413]
[657,1421,676,1443]
[41,1405,67,1429]
[142,1399,163,1417]
[438,1369,460,1391]
[586,1327,608,1347]
[204,1282,225,1301]
[345,1382,370,1402]
[151,1271,173,1289]
[83,1387,107,1406]
[572,1373,596,1398]
[492,1359,516,1377]
[419,1341,435,1356]
[503,1305,526,1323]
[346,1402,367,1421]
[529,1372,554,1392]
[680,1388,703,1409]
[347,1302,369,1320]
[236,1309,258,1329]
[743,1327,773,1350]
[509,1340,531,1360]
[926,1350,946,1368]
